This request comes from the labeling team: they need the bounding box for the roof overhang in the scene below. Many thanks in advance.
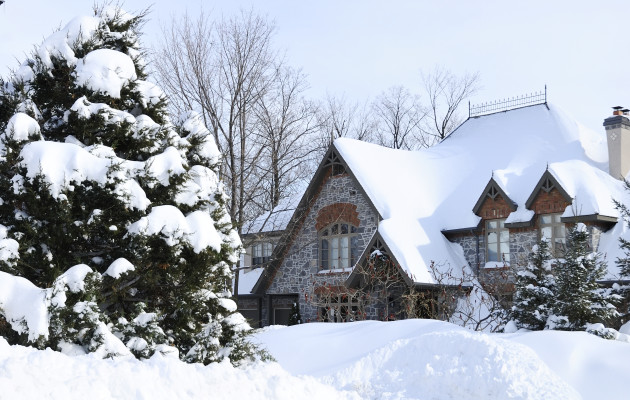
[560,213,618,225]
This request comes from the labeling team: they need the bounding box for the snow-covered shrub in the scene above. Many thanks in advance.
[0,6,258,364]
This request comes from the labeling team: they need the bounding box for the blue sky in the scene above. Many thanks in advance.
[1,0,627,133]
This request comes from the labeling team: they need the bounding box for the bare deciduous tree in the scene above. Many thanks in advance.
[253,66,319,212]
[154,9,276,234]
[315,94,376,157]
[421,67,480,144]
[372,85,425,150]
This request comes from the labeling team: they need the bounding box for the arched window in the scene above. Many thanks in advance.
[320,222,359,270]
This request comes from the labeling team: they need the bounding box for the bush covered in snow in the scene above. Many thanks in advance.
[0,6,261,365]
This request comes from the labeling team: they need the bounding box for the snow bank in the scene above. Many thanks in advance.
[0,272,49,341]
[0,338,358,400]
[254,319,630,400]
[1,319,628,399]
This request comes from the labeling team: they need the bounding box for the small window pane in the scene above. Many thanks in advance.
[541,226,552,239]
[541,215,552,224]
[488,220,498,229]
[488,244,498,262]
[499,230,508,242]
[351,226,357,233]
[487,232,497,244]
[500,242,510,262]
[263,242,273,256]
[331,238,339,269]
[331,224,339,235]
[351,236,359,265]
[341,224,348,234]
[322,229,328,237]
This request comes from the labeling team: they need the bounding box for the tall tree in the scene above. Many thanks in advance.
[421,67,480,144]
[372,86,424,150]
[0,6,257,364]
[153,9,276,234]
[252,66,319,211]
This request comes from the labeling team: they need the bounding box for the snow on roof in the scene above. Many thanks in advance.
[335,104,624,284]
[237,267,265,295]
[244,194,300,235]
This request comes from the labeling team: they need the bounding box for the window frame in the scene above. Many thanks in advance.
[318,293,362,323]
[319,221,359,270]
[252,242,273,267]
[485,218,510,263]
[539,213,566,256]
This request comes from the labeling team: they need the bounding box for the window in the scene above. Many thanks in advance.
[319,222,359,269]
[539,213,565,256]
[318,293,362,322]
[252,242,273,267]
[486,219,509,263]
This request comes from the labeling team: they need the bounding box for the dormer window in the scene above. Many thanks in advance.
[539,213,565,256]
[486,219,509,263]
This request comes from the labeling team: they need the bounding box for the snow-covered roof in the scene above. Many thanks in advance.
[237,268,264,295]
[243,194,300,235]
[335,104,630,284]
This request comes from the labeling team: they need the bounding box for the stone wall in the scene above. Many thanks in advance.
[267,174,378,323]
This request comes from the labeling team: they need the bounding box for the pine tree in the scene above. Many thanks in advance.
[549,223,618,331]
[510,238,555,330]
[0,6,259,364]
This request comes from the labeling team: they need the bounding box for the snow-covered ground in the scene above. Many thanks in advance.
[2,319,629,399]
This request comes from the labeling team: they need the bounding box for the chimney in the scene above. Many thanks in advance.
[604,106,630,179]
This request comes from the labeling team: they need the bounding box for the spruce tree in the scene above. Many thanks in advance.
[0,6,258,364]
[511,238,555,330]
[549,224,618,331]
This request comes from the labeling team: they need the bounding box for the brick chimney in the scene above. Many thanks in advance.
[604,106,630,179]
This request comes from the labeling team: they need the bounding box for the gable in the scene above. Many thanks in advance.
[252,144,381,295]
[525,171,572,213]
[473,178,517,219]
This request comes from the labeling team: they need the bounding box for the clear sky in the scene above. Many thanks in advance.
[0,0,627,134]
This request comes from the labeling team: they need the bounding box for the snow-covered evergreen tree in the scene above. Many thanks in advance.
[0,6,258,364]
[613,181,630,319]
[510,238,555,330]
[549,223,618,331]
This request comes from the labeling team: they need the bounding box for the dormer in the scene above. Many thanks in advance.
[472,177,517,219]
[525,170,572,215]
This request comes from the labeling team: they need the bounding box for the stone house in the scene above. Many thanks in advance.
[238,102,630,327]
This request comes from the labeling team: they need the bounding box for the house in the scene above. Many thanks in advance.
[237,100,630,327]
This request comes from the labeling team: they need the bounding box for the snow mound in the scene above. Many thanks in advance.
[0,338,359,400]
[75,49,137,98]
[330,329,578,399]
[127,205,222,253]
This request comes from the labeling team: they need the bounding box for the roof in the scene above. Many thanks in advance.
[242,194,300,235]
[334,104,630,283]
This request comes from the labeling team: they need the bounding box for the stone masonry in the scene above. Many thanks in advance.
[267,173,378,322]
